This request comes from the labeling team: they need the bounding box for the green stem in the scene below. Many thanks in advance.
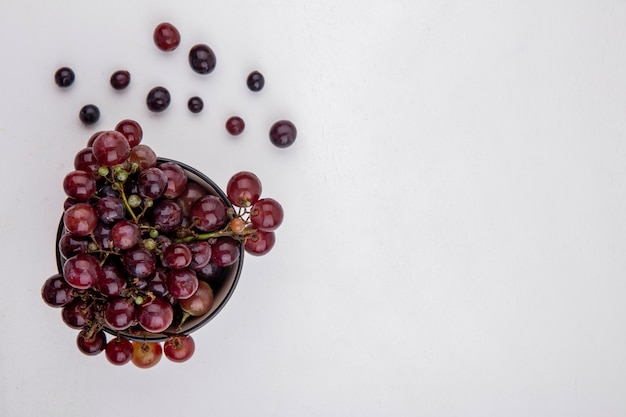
[117,183,138,223]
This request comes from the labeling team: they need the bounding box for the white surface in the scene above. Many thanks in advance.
[1,0,626,415]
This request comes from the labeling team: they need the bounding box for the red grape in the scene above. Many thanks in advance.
[121,248,157,279]
[76,329,107,356]
[59,233,89,258]
[138,167,168,199]
[167,268,199,299]
[153,22,181,51]
[105,337,133,365]
[159,162,188,199]
[111,219,141,250]
[63,170,96,201]
[244,229,276,256]
[104,297,136,330]
[164,335,195,363]
[176,182,207,216]
[96,265,127,297]
[129,144,157,170]
[226,171,262,207]
[210,237,240,267]
[92,131,131,166]
[179,280,214,317]
[137,297,174,333]
[63,254,102,289]
[95,196,125,224]
[73,147,100,176]
[225,116,245,136]
[63,203,98,236]
[162,243,192,269]
[61,298,95,329]
[115,119,142,148]
[41,273,74,307]
[152,199,183,233]
[188,241,212,271]
[250,198,284,231]
[190,195,227,232]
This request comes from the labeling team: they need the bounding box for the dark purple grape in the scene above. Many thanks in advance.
[97,184,119,198]
[176,182,207,216]
[167,268,199,299]
[210,237,240,267]
[93,222,113,249]
[189,44,216,74]
[225,116,245,136]
[152,200,183,233]
[79,104,100,126]
[59,233,89,258]
[54,67,75,87]
[146,86,171,112]
[122,248,156,279]
[147,269,170,299]
[187,96,203,113]
[96,265,127,297]
[246,71,265,92]
[196,261,224,282]
[110,70,131,90]
[61,298,95,329]
[138,167,168,199]
[74,147,100,176]
[188,241,212,271]
[190,195,227,232]
[96,196,125,224]
[41,274,75,307]
[77,329,107,355]
[269,120,297,148]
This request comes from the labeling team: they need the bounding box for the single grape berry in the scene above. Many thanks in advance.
[187,96,204,113]
[189,44,216,74]
[92,131,131,166]
[246,71,265,92]
[225,116,245,136]
[79,104,100,126]
[147,86,171,112]
[269,120,297,148]
[54,67,75,87]
[226,171,262,207]
[115,119,143,147]
[110,70,131,90]
[105,337,133,365]
[153,22,181,51]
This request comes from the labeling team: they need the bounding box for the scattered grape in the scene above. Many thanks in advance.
[246,70,265,92]
[54,67,75,87]
[269,120,297,148]
[110,70,131,90]
[153,22,181,51]
[79,104,100,125]
[189,44,216,74]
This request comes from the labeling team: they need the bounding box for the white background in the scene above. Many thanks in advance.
[1,0,626,416]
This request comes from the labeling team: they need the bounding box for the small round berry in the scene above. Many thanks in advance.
[153,22,181,51]
[146,86,171,112]
[269,120,297,148]
[189,44,216,74]
[247,71,265,92]
[79,105,100,126]
[187,96,204,113]
[226,116,245,136]
[54,67,75,87]
[110,70,131,90]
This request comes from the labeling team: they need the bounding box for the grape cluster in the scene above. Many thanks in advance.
[42,119,284,367]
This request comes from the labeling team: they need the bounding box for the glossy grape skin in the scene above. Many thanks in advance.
[190,195,227,232]
[104,297,136,330]
[189,44,216,74]
[96,265,127,297]
[162,243,192,269]
[151,199,183,233]
[121,248,157,279]
[159,162,188,199]
[188,241,212,271]
[105,338,133,365]
[96,196,125,224]
[63,170,96,201]
[244,229,276,256]
[63,202,97,236]
[146,269,171,298]
[269,120,297,148]
[167,268,199,299]
[210,237,240,267]
[187,96,203,113]
[59,233,89,258]
[79,104,100,125]
[61,298,94,329]
[179,280,214,317]
[115,119,142,148]
[110,70,131,90]
[225,116,245,136]
[92,131,131,166]
[54,67,75,87]
[153,22,181,51]
[77,329,107,356]
[132,341,162,368]
[164,335,195,363]
[111,220,141,250]
[129,144,157,170]
[146,86,171,112]
[196,261,224,283]
[176,182,207,216]
[41,274,74,307]
[137,297,174,333]
[138,167,168,199]
[226,171,262,207]
[63,254,103,289]
[250,198,284,231]
[246,70,265,92]
[93,222,113,249]
[73,147,100,176]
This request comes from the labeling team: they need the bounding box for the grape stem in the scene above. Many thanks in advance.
[174,227,256,243]
[117,183,139,223]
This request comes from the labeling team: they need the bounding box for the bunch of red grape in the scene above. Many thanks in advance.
[41,119,284,367]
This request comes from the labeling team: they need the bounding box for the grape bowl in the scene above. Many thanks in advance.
[43,120,284,367]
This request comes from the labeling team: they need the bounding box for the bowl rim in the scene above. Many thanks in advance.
[56,157,244,341]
